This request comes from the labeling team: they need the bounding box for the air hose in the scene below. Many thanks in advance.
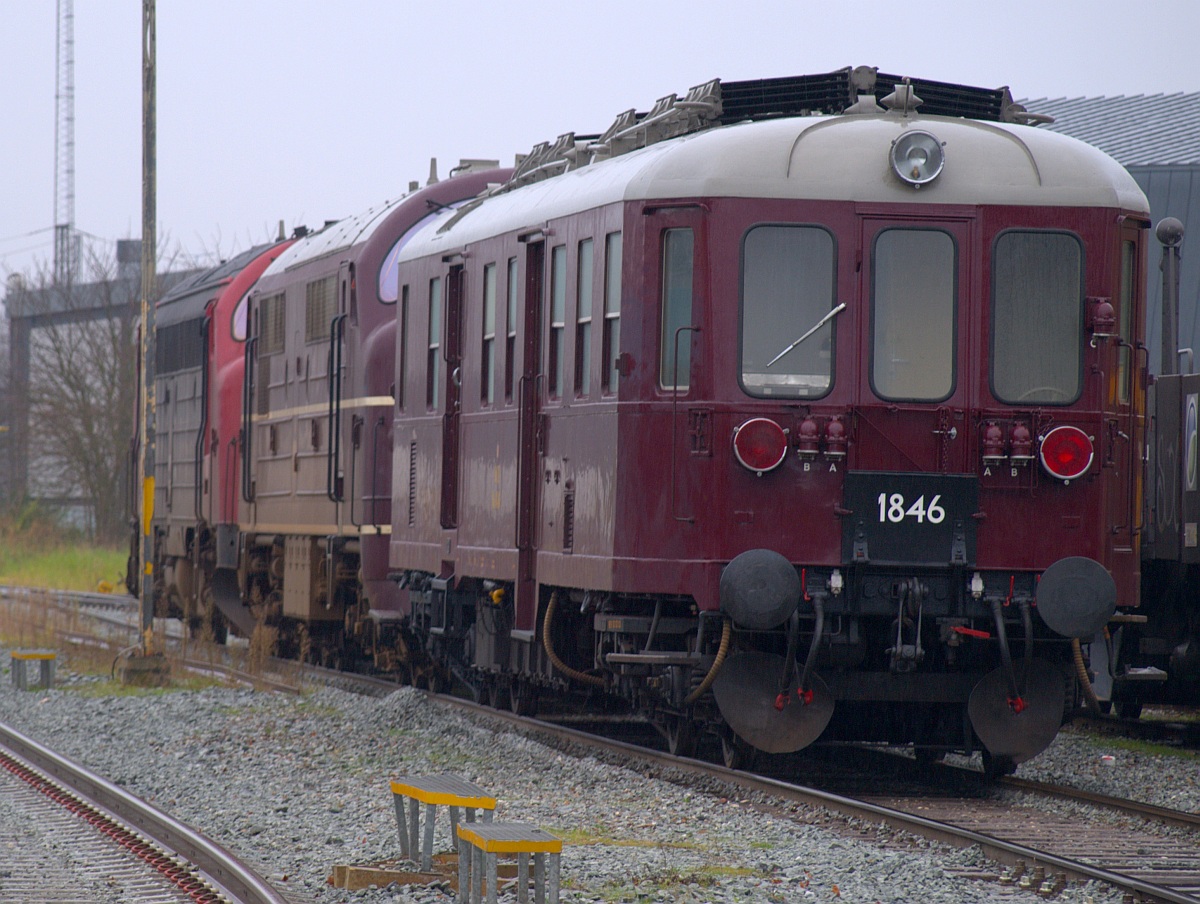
[542,591,607,688]
[684,617,732,705]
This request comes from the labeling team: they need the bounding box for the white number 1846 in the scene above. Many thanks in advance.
[877,493,945,524]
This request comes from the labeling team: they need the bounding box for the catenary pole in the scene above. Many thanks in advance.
[139,0,156,642]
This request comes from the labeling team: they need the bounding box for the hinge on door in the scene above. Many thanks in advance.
[688,408,712,456]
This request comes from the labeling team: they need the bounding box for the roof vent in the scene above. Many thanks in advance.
[881,80,923,115]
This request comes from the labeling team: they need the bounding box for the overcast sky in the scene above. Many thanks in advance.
[2,1,1196,282]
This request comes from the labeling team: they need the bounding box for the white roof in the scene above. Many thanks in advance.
[398,112,1148,261]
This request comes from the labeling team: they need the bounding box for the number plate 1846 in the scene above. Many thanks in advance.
[840,472,978,566]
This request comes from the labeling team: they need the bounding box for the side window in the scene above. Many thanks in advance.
[482,263,497,405]
[548,245,567,399]
[659,228,694,391]
[426,277,442,409]
[991,231,1083,405]
[872,229,955,401]
[602,232,622,393]
[505,257,518,404]
[575,238,594,397]
[741,225,835,398]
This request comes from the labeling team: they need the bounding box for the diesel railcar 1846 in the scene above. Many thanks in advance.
[382,68,1149,773]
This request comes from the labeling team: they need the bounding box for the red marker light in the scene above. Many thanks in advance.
[1038,426,1093,482]
[732,418,788,475]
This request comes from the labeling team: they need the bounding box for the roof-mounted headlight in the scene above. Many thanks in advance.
[890,130,944,187]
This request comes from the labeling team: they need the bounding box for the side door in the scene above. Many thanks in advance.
[514,240,545,635]
[439,263,465,530]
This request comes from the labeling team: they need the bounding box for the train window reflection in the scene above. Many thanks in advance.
[741,225,835,398]
[992,231,1082,405]
[872,229,955,402]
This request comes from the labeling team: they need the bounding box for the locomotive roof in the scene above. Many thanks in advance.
[260,199,400,277]
[395,111,1149,262]
[156,242,277,328]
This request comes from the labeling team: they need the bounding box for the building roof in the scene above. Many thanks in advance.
[1022,93,1200,166]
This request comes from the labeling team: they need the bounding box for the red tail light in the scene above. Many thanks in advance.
[1039,426,1094,481]
[733,418,789,475]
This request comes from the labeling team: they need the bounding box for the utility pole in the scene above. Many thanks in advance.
[138,0,160,655]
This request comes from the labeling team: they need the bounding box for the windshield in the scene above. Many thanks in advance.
[740,225,836,398]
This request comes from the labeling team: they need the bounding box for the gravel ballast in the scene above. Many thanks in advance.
[0,655,1170,904]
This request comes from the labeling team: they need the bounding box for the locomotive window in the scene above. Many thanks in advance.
[575,238,593,397]
[740,225,835,398]
[232,289,250,341]
[872,229,955,401]
[660,228,694,391]
[482,263,497,406]
[992,231,1082,405]
[427,277,441,409]
[505,258,518,404]
[549,245,567,398]
[603,232,622,394]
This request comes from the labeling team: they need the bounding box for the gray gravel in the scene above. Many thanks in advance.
[0,653,1159,904]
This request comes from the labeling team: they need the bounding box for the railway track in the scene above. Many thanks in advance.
[445,697,1200,903]
[0,719,293,904]
[12,583,1200,902]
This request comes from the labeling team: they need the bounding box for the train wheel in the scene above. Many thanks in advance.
[981,751,1016,781]
[1114,701,1143,720]
[665,717,698,759]
[509,680,538,716]
[720,731,755,771]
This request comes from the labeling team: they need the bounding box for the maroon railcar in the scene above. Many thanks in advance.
[386,70,1151,772]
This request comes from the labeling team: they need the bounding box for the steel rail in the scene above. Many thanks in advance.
[0,719,290,904]
[440,694,1200,904]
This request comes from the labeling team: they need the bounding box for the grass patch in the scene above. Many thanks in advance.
[0,512,128,592]
[554,825,702,850]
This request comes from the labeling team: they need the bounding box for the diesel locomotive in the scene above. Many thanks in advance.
[134,67,1199,775]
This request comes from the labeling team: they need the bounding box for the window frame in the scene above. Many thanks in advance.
[869,226,958,404]
[988,228,1085,407]
[659,227,695,392]
[738,222,837,401]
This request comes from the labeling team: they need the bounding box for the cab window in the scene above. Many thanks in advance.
[991,231,1083,405]
[740,225,835,398]
[871,228,955,402]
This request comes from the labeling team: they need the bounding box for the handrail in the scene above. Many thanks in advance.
[193,316,210,521]
[326,313,349,502]
[240,335,257,503]
[670,325,700,523]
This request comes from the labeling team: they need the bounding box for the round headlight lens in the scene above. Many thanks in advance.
[1039,426,1094,481]
[733,418,789,475]
[890,130,945,186]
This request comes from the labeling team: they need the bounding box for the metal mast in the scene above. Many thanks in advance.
[54,0,76,284]
[139,0,157,641]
